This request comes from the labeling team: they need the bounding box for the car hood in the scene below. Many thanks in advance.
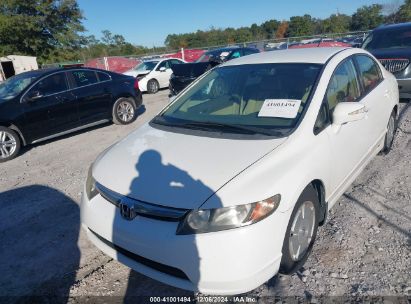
[93,123,287,209]
[123,69,151,77]
[368,48,411,59]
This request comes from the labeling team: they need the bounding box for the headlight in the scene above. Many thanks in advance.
[176,194,281,235]
[85,163,98,200]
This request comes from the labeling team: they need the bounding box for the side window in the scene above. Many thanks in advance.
[355,55,382,93]
[230,50,242,59]
[170,59,183,65]
[314,102,330,134]
[243,49,258,56]
[70,70,98,88]
[97,72,111,82]
[157,60,171,70]
[326,59,361,115]
[30,73,68,96]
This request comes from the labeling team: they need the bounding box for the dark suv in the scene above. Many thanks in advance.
[0,67,142,162]
[169,47,260,96]
[363,22,411,99]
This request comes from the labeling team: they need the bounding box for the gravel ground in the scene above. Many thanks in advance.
[0,90,410,302]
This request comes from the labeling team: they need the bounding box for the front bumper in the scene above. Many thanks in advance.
[80,189,289,295]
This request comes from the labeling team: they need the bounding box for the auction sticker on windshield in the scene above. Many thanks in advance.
[258,99,301,118]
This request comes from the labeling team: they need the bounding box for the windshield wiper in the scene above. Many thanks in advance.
[179,121,278,136]
[152,117,287,136]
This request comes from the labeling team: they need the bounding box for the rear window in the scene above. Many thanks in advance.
[363,28,411,50]
[70,70,98,88]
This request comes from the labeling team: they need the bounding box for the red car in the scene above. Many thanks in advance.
[289,40,351,49]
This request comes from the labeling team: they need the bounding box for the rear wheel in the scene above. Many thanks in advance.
[381,110,397,154]
[112,98,137,125]
[280,185,319,274]
[147,79,159,94]
[0,127,21,162]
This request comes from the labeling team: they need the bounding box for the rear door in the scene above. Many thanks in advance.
[22,72,78,141]
[68,70,112,124]
[353,54,390,145]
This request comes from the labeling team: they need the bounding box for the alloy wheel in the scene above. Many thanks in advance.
[149,81,158,93]
[288,200,316,261]
[117,101,135,123]
[0,130,17,159]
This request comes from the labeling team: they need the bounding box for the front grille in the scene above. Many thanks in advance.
[95,183,188,222]
[379,58,410,73]
[89,229,190,280]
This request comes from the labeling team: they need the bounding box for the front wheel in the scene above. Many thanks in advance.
[0,127,21,163]
[112,98,137,125]
[280,185,319,274]
[147,79,159,94]
[381,110,397,154]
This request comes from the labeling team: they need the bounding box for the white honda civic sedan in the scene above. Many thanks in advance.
[82,47,399,295]
[123,58,186,94]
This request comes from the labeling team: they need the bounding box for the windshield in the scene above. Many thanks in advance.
[133,61,159,71]
[363,29,411,50]
[156,63,322,135]
[0,72,40,100]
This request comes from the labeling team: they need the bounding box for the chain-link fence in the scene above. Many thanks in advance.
[80,30,370,73]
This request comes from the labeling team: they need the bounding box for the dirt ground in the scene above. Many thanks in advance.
[0,89,410,302]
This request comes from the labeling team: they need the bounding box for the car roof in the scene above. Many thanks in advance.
[375,22,411,32]
[16,67,60,77]
[14,66,116,79]
[223,47,350,66]
[205,47,240,54]
[142,59,161,63]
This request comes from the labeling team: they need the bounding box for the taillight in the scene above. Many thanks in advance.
[134,78,139,90]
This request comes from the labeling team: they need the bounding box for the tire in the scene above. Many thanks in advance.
[112,98,137,125]
[147,79,159,94]
[380,110,397,155]
[0,127,21,163]
[280,185,320,274]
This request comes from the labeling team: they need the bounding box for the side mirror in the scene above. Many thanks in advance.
[159,67,166,72]
[26,90,43,102]
[333,102,367,126]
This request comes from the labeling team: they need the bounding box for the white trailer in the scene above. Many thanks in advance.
[0,55,38,82]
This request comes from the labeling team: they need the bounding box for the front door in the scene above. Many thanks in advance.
[23,72,78,142]
[323,58,376,200]
[156,60,173,88]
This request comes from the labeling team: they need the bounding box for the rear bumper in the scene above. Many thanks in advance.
[169,77,195,96]
[133,91,143,108]
[81,190,288,295]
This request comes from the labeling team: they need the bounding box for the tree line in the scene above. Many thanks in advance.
[165,1,411,49]
[1,0,411,64]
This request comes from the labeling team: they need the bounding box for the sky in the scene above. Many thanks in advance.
[77,0,391,47]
